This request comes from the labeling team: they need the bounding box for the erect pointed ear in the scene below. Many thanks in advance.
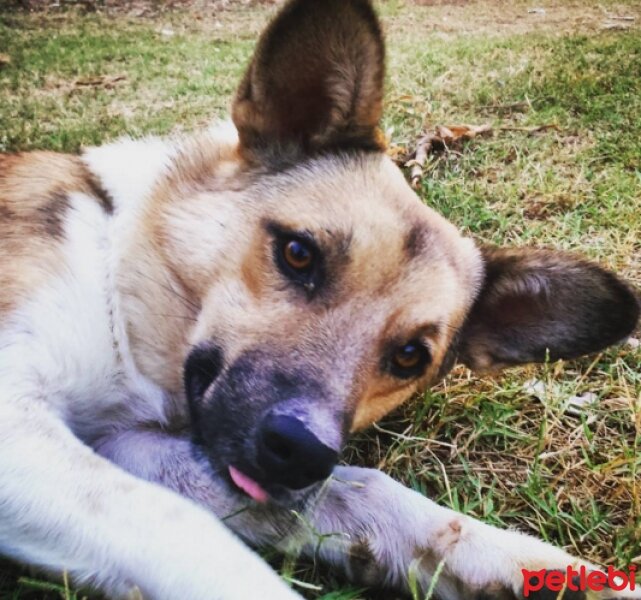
[458,247,640,371]
[232,0,385,156]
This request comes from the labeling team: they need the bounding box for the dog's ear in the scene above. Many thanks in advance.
[458,247,640,371]
[232,0,385,156]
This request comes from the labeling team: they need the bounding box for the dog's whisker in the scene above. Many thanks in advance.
[147,313,197,322]
[134,269,200,313]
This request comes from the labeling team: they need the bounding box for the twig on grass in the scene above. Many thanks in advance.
[499,124,560,134]
[401,123,493,188]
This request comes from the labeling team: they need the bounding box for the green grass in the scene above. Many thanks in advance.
[1,0,640,598]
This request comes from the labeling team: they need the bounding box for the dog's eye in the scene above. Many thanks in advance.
[390,341,430,378]
[276,235,319,289]
[283,239,314,273]
[271,227,323,294]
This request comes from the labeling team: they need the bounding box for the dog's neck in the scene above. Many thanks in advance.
[83,123,241,397]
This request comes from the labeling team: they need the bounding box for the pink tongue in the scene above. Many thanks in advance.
[228,466,269,503]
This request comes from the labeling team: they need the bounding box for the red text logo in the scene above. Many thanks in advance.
[522,566,637,597]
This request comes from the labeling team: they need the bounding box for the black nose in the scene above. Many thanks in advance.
[257,414,339,490]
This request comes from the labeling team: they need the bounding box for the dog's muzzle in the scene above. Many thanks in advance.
[185,345,346,503]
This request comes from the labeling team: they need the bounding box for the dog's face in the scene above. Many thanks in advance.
[146,0,638,504]
[180,152,482,501]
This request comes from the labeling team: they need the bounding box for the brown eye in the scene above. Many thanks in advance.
[394,344,421,368]
[283,239,313,272]
[389,341,430,378]
[273,229,322,293]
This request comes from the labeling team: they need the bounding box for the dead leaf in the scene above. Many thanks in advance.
[394,94,421,103]
[523,379,598,420]
[523,378,547,398]
[566,392,598,417]
[436,123,492,143]
[602,22,632,31]
[0,53,11,68]
[606,15,635,22]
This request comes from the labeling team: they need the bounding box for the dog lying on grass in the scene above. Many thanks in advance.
[0,0,639,598]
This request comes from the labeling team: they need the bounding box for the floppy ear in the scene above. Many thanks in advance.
[458,247,640,371]
[232,0,385,155]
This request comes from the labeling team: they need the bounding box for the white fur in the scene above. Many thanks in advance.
[0,193,167,436]
[0,180,302,598]
[83,136,177,212]
[307,467,641,599]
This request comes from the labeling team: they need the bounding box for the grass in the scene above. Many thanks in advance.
[1,0,641,598]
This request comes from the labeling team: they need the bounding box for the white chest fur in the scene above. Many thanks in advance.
[0,189,172,443]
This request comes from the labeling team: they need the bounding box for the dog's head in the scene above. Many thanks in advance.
[158,0,640,504]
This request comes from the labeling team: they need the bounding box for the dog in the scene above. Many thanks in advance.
[0,0,639,598]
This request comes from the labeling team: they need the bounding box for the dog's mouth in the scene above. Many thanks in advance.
[228,465,270,503]
[224,461,326,508]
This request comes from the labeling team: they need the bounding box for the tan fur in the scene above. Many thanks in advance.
[112,141,481,428]
[113,133,245,394]
[0,152,111,318]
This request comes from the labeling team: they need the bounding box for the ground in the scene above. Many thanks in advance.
[1,0,640,598]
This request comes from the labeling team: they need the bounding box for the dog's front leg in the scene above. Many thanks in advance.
[97,432,640,599]
[96,428,303,549]
[302,466,641,600]
[0,401,302,599]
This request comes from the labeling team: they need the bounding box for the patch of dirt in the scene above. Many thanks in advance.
[5,0,279,15]
[7,0,638,37]
[413,0,471,6]
[392,0,640,37]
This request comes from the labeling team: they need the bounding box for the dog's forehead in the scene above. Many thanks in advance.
[234,153,487,345]
[258,153,481,295]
